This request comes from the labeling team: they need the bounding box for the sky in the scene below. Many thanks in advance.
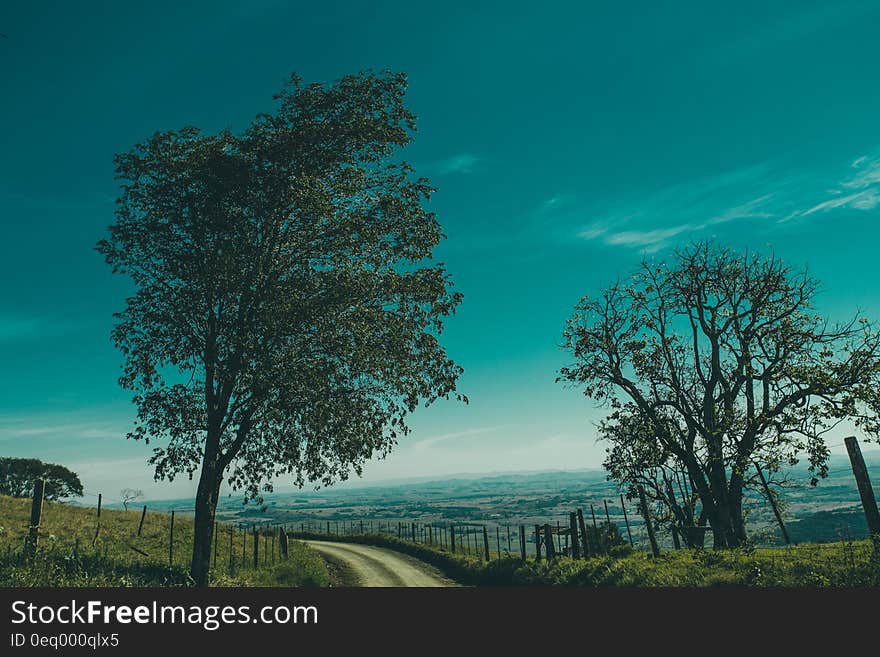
[2,0,880,499]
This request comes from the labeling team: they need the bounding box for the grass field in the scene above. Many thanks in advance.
[0,496,329,587]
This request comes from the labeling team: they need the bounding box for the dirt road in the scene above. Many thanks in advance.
[304,540,456,587]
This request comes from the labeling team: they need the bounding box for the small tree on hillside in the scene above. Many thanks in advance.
[559,242,880,548]
[0,457,83,500]
[97,70,465,586]
[120,488,143,511]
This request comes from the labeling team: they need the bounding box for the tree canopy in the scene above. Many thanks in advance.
[97,70,464,584]
[0,457,84,500]
[559,242,880,547]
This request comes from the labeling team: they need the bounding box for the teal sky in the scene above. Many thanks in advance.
[2,1,880,499]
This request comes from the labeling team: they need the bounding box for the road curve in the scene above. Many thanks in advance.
[304,540,456,587]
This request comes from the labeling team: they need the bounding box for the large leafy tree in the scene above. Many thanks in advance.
[97,71,464,585]
[0,457,84,500]
[560,242,880,548]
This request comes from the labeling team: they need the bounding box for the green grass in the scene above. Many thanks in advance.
[292,530,880,587]
[0,496,329,587]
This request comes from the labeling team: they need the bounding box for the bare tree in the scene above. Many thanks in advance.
[560,242,880,548]
[120,488,143,511]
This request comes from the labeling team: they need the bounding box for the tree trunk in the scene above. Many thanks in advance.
[727,472,747,546]
[191,449,223,587]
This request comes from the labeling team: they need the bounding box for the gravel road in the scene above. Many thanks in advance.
[304,540,456,587]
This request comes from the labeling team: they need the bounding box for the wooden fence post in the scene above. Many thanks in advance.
[97,493,102,518]
[242,525,247,568]
[534,524,542,561]
[590,504,604,554]
[620,494,634,546]
[25,478,44,558]
[229,525,235,575]
[543,523,555,559]
[519,525,526,561]
[603,499,613,549]
[844,436,880,553]
[253,525,259,569]
[137,505,147,537]
[483,526,490,561]
[507,525,511,554]
[280,526,289,560]
[568,512,581,559]
[169,510,175,566]
[577,508,591,558]
[637,485,660,558]
[496,526,501,557]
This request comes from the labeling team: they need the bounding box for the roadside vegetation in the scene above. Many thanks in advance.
[0,496,329,587]
[294,531,879,587]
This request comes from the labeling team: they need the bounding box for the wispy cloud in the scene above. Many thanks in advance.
[0,416,126,442]
[571,150,880,253]
[572,165,779,252]
[424,153,483,176]
[411,425,505,452]
[786,153,880,220]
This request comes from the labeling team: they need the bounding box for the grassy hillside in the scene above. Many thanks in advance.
[0,496,329,587]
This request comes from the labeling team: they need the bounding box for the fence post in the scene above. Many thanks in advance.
[507,525,511,554]
[229,525,235,575]
[280,526,289,560]
[137,505,147,537]
[620,494,634,546]
[590,504,604,554]
[169,510,175,566]
[212,521,218,568]
[97,493,102,518]
[637,485,660,558]
[534,524,542,561]
[519,525,526,561]
[242,525,247,568]
[844,436,880,554]
[25,478,44,558]
[569,512,580,559]
[450,525,456,554]
[483,526,490,561]
[253,525,259,569]
[577,508,591,558]
[543,524,555,559]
